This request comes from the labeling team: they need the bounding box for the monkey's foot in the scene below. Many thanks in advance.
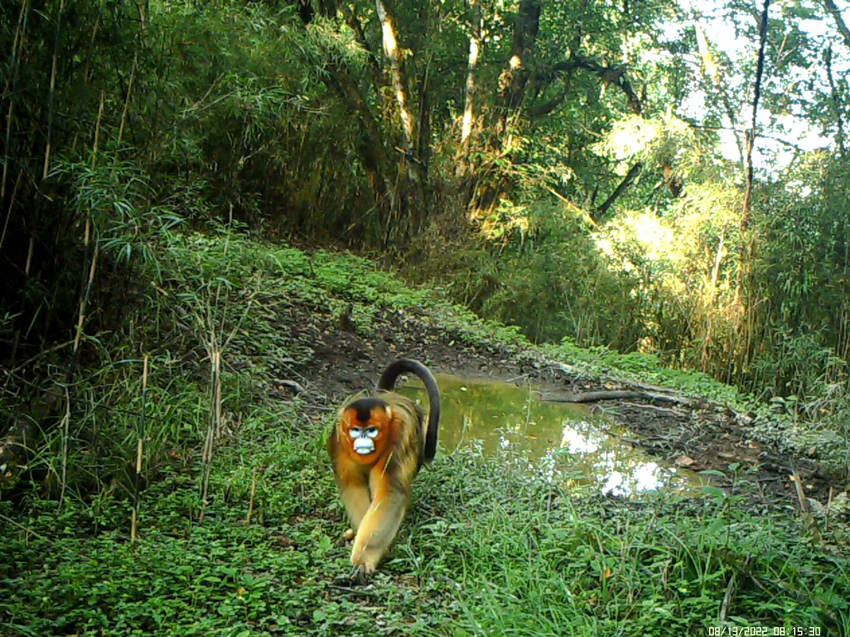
[350,563,376,584]
[350,542,381,581]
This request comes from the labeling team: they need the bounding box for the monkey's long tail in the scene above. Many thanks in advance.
[377,358,441,463]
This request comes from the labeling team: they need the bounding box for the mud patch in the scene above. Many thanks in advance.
[602,401,834,505]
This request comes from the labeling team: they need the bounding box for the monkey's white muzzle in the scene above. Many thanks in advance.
[350,426,379,455]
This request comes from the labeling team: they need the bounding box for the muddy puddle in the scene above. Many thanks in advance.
[400,374,705,497]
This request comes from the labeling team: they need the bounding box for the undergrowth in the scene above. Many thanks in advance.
[2,425,848,634]
[2,229,849,634]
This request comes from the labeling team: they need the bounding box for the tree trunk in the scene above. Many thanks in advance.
[467,0,540,217]
[593,162,642,222]
[825,46,846,158]
[323,61,391,200]
[735,0,770,382]
[375,0,416,159]
[374,0,427,241]
[497,0,541,138]
[701,229,726,372]
[737,0,770,302]
[460,0,483,149]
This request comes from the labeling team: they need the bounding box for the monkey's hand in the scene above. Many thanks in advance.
[342,528,355,541]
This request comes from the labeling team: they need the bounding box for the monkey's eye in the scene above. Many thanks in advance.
[349,427,363,437]
[365,426,379,438]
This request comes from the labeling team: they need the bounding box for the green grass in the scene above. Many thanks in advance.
[2,429,848,635]
[2,229,849,635]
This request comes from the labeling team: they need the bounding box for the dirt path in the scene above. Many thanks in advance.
[284,301,837,507]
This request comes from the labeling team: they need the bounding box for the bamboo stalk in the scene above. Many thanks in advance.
[117,54,138,147]
[720,572,735,621]
[24,235,33,276]
[131,355,149,543]
[83,0,105,85]
[791,469,809,514]
[91,90,105,169]
[246,467,258,524]
[72,242,98,355]
[195,254,259,522]
[43,0,66,181]
[65,215,97,387]
[2,0,30,200]
[199,346,221,522]
[57,386,71,509]
[0,169,22,250]
[825,486,833,532]
[130,438,142,541]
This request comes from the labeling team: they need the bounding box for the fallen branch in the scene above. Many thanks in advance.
[542,357,756,422]
[539,389,703,408]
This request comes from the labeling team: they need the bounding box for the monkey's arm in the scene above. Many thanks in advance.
[338,472,371,532]
[329,432,371,532]
[350,471,410,575]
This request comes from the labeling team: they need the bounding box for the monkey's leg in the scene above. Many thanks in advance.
[350,482,409,575]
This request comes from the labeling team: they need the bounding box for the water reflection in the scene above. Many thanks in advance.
[400,373,701,497]
[554,420,689,496]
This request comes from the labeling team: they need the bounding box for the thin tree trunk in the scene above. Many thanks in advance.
[375,0,415,157]
[417,56,432,182]
[2,0,30,201]
[340,5,381,85]
[593,162,642,222]
[460,0,483,148]
[323,61,390,198]
[374,0,426,236]
[737,0,770,303]
[729,0,770,385]
[43,0,66,181]
[825,46,846,158]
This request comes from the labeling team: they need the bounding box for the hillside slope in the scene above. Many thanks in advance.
[1,230,847,634]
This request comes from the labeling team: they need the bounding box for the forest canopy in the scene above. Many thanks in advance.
[1,0,849,408]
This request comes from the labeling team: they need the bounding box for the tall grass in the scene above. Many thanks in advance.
[2,431,847,634]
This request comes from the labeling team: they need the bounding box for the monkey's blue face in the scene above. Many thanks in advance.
[349,426,380,455]
[340,400,393,461]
